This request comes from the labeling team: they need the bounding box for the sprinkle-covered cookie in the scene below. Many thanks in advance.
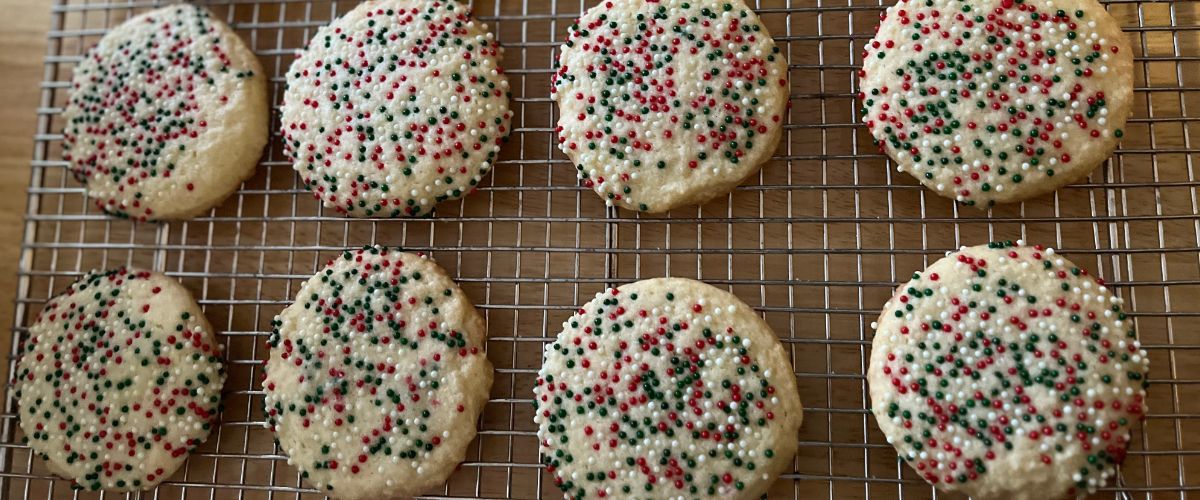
[281,0,512,218]
[552,0,789,212]
[62,5,269,221]
[534,278,802,499]
[858,0,1133,206]
[263,246,493,499]
[868,241,1149,499]
[16,268,225,491]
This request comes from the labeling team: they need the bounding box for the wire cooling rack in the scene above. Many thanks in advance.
[4,0,1199,498]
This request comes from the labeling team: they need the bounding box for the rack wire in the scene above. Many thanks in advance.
[3,0,1199,498]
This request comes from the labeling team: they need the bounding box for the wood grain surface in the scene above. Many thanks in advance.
[0,0,51,370]
[1,1,1198,499]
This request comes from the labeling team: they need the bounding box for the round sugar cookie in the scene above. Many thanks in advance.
[16,268,225,492]
[281,0,513,218]
[263,246,493,499]
[858,0,1133,207]
[552,0,790,212]
[868,241,1149,499]
[62,4,269,221]
[534,278,803,499]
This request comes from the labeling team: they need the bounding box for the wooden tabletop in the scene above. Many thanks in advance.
[0,1,51,355]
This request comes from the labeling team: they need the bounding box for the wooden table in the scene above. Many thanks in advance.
[0,1,52,357]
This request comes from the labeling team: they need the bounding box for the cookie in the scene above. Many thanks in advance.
[16,268,225,491]
[858,0,1133,206]
[281,0,512,218]
[62,4,269,221]
[552,0,789,212]
[263,246,493,499]
[534,278,802,499]
[868,241,1149,499]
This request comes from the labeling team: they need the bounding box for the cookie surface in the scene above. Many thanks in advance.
[534,278,802,499]
[16,268,224,491]
[62,4,268,221]
[858,0,1133,206]
[263,246,493,499]
[553,0,789,212]
[868,241,1149,499]
[281,0,512,218]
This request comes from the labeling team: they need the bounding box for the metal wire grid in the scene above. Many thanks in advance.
[2,0,1199,498]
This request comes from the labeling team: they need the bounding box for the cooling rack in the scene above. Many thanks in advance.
[3,0,1199,498]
